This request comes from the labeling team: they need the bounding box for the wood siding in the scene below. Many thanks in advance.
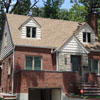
[76,24,95,44]
[58,36,88,71]
[21,18,41,39]
[0,21,13,60]
[61,36,86,53]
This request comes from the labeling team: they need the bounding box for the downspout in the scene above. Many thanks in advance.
[12,46,15,94]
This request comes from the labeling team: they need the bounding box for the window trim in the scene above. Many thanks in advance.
[25,56,42,70]
[83,32,91,43]
[88,59,99,74]
[26,26,37,38]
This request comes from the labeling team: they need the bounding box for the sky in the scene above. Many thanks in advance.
[31,0,73,9]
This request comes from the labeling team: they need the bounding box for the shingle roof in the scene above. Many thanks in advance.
[6,13,86,49]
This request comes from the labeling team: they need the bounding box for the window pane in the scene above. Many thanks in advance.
[26,27,31,37]
[32,27,36,38]
[26,56,32,70]
[88,60,91,72]
[93,60,98,74]
[88,33,91,43]
[34,57,41,70]
[83,32,86,42]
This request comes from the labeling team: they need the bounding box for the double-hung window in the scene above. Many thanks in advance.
[26,56,42,70]
[83,32,91,43]
[88,59,98,74]
[26,27,36,38]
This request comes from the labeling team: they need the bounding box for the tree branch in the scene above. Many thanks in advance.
[10,0,19,13]
[25,0,39,15]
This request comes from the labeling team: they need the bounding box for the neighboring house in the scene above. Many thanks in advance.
[0,13,100,100]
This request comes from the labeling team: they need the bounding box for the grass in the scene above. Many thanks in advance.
[0,98,2,100]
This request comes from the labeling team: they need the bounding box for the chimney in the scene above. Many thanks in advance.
[86,12,98,37]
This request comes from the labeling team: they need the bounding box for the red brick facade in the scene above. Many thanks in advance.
[1,54,13,93]
[14,47,56,71]
[88,52,100,85]
[14,70,79,95]
[1,46,80,95]
[2,47,100,96]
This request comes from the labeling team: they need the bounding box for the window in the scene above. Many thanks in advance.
[88,59,98,74]
[4,33,7,47]
[26,27,36,38]
[26,56,42,70]
[8,58,11,75]
[83,32,91,43]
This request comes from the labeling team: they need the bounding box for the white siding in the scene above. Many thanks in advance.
[21,18,41,39]
[58,36,88,71]
[0,21,13,60]
[61,36,86,53]
[76,24,95,44]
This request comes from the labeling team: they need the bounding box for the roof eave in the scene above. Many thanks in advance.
[15,44,56,49]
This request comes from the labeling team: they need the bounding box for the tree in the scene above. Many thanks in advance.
[32,7,44,17]
[70,0,100,13]
[67,3,88,22]
[10,0,31,15]
[42,0,64,19]
[58,9,69,20]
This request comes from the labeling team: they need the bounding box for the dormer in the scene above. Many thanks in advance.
[76,24,95,44]
[19,17,41,40]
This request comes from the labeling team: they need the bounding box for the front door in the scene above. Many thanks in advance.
[71,55,81,74]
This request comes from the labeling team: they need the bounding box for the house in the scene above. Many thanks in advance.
[0,13,100,100]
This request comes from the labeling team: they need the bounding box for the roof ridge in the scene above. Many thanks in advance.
[6,13,86,24]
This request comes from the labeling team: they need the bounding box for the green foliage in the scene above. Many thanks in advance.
[42,0,64,19]
[11,0,31,15]
[67,3,88,22]
[70,0,100,12]
[58,9,69,20]
[32,7,44,17]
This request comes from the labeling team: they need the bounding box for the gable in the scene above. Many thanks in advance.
[0,21,14,60]
[76,24,95,44]
[59,35,88,54]
[20,17,41,39]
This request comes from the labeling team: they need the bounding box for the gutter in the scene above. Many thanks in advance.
[12,46,15,94]
[87,49,100,52]
[15,44,56,50]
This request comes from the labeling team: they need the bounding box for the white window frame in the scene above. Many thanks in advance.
[26,27,37,38]
[25,56,42,70]
[83,32,91,43]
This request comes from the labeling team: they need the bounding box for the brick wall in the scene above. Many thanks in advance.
[88,52,100,85]
[1,54,13,93]
[14,47,56,71]
[14,71,79,95]
[1,46,56,93]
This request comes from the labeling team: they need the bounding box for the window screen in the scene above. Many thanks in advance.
[32,27,36,38]
[26,27,31,37]
[88,33,91,43]
[83,32,86,42]
[26,56,33,70]
[34,57,41,70]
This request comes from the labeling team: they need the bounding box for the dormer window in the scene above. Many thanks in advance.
[26,27,36,38]
[83,32,91,43]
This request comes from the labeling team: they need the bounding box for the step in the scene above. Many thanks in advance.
[84,91,100,93]
[79,87,100,90]
[84,93,100,96]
